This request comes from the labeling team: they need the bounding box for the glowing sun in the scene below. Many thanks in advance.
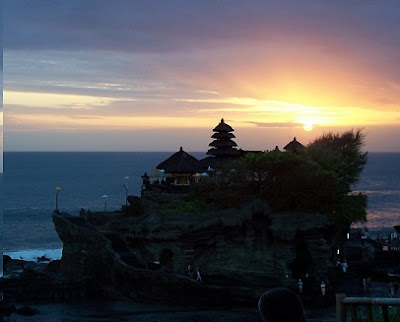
[303,121,314,132]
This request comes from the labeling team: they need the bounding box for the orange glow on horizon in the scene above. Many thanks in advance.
[4,87,399,133]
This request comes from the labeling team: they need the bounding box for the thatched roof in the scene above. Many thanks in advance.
[211,132,236,139]
[207,118,241,158]
[209,139,237,147]
[156,147,200,173]
[283,137,305,153]
[213,118,234,132]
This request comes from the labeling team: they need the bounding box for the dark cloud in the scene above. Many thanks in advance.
[4,1,269,52]
[5,1,400,107]
[4,0,400,55]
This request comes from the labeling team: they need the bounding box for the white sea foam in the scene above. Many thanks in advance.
[3,248,62,262]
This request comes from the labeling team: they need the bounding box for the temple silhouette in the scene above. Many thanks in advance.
[143,118,304,188]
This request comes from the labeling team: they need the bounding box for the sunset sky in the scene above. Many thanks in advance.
[3,1,400,153]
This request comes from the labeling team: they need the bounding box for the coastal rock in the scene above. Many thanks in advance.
[16,305,40,316]
[2,257,89,303]
[3,255,12,270]
[343,239,379,272]
[51,194,335,306]
[37,255,51,262]
[3,262,54,302]
[1,301,16,316]
[47,259,61,272]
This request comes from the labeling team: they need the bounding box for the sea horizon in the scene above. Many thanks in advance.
[3,150,399,153]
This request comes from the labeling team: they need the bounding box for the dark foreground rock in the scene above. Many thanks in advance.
[1,298,338,322]
[4,192,397,315]
[48,195,337,307]
[2,256,92,305]
[1,301,16,316]
[15,305,40,316]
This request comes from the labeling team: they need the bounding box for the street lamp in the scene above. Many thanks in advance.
[123,176,129,206]
[102,195,108,212]
[55,186,62,211]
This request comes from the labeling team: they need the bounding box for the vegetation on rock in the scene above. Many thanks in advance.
[189,129,368,233]
[307,129,368,192]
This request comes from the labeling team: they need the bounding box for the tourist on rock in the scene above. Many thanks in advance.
[258,287,305,322]
[298,279,303,293]
[196,267,203,283]
[341,260,348,273]
[320,281,326,296]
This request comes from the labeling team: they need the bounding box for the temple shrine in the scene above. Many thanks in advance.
[143,119,304,189]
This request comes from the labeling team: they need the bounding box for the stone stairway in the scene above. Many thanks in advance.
[105,234,145,268]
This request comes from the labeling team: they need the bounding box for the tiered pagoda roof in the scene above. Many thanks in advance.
[206,118,242,157]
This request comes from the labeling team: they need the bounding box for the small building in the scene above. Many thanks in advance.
[156,147,201,185]
[283,137,305,153]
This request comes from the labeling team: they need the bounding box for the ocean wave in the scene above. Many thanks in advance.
[3,248,63,262]
[361,190,400,196]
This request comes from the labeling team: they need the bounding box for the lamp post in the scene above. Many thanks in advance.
[123,176,129,206]
[55,186,62,211]
[102,195,108,212]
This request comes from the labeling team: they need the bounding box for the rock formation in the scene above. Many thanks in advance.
[49,192,335,306]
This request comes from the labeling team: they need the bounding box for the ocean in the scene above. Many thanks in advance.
[2,152,400,262]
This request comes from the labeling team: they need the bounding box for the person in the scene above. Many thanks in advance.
[341,260,348,273]
[258,287,306,322]
[196,267,202,283]
[320,281,326,296]
[298,279,303,294]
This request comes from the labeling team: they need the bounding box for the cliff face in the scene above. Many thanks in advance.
[52,194,334,305]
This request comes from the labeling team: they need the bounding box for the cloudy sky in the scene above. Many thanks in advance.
[3,1,400,153]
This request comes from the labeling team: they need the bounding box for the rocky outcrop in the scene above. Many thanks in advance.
[50,194,335,306]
